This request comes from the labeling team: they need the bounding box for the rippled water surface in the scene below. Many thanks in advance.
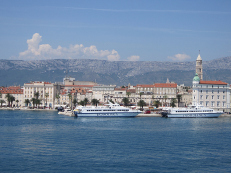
[1,110,231,172]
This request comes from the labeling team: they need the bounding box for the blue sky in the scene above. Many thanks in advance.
[1,0,231,62]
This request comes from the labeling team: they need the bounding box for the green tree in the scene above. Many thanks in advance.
[73,98,78,107]
[176,94,182,107]
[79,100,85,106]
[68,93,73,109]
[36,99,41,107]
[139,92,143,100]
[170,98,177,107]
[45,93,49,106]
[138,100,146,110]
[0,91,2,98]
[0,100,5,107]
[34,91,39,99]
[154,100,160,108]
[5,93,11,107]
[10,95,15,107]
[83,98,89,106]
[126,92,131,98]
[56,94,60,104]
[163,95,168,107]
[24,99,30,107]
[122,97,130,107]
[16,100,19,107]
[91,99,99,106]
[31,98,36,108]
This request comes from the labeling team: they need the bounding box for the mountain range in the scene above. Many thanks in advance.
[0,56,231,87]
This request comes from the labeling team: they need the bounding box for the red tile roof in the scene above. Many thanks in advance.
[154,83,177,88]
[136,84,155,88]
[200,80,227,85]
[0,86,23,94]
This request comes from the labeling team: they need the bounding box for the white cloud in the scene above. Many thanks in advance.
[127,55,140,61]
[167,54,191,61]
[19,33,123,61]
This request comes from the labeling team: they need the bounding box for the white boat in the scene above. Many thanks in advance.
[58,109,75,117]
[73,102,141,117]
[161,104,223,118]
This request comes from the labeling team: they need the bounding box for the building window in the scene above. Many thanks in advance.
[212,90,214,94]
[211,102,214,107]
[200,95,203,99]
[201,90,202,93]
[218,90,219,94]
[206,90,208,94]
[206,102,209,107]
[212,95,214,99]
[223,95,225,99]
[223,102,225,107]
[206,95,208,99]
[217,95,220,99]
[217,102,220,107]
[223,90,225,93]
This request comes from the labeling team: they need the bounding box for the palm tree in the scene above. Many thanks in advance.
[83,98,89,106]
[73,98,78,107]
[163,95,168,107]
[122,97,130,107]
[24,99,30,107]
[68,93,72,109]
[0,100,5,107]
[31,98,36,108]
[170,98,177,108]
[79,100,85,106]
[139,92,143,100]
[138,100,146,110]
[176,94,182,107]
[56,94,60,104]
[36,99,41,108]
[45,93,49,106]
[16,100,19,107]
[5,93,11,107]
[91,99,99,107]
[34,91,39,99]
[154,100,160,108]
[126,91,131,98]
[10,95,15,107]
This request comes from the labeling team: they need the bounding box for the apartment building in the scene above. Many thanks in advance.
[192,73,230,112]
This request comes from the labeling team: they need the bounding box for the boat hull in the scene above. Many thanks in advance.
[74,111,140,117]
[165,113,222,118]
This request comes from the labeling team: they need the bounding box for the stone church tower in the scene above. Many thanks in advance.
[196,52,203,80]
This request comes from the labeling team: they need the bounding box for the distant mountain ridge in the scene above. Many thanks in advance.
[0,57,231,87]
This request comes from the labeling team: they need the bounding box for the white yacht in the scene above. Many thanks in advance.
[161,104,223,118]
[73,102,141,117]
[58,108,74,117]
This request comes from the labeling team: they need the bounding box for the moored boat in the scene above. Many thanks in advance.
[73,102,141,117]
[161,104,223,118]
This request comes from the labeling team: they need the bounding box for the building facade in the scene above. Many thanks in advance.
[192,74,230,112]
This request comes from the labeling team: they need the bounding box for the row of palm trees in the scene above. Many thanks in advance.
[0,93,19,107]
[24,91,50,108]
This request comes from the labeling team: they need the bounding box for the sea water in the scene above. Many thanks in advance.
[0,110,231,172]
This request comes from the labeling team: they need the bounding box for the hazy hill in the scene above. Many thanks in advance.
[0,57,231,87]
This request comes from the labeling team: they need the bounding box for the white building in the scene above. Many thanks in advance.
[92,85,116,103]
[192,73,230,112]
[23,81,56,108]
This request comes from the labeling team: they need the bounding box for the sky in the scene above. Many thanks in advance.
[1,0,231,62]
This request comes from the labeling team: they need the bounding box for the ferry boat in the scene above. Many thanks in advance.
[73,102,141,117]
[161,104,223,118]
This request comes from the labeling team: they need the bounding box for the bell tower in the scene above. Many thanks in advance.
[196,51,203,80]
